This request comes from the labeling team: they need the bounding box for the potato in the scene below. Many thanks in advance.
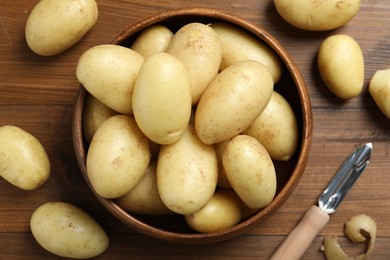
[0,125,50,190]
[185,190,243,233]
[116,160,172,215]
[157,125,218,215]
[76,44,144,114]
[166,23,222,104]
[222,135,277,209]
[244,91,299,161]
[369,69,390,119]
[30,202,108,259]
[25,0,98,56]
[318,34,364,99]
[215,140,232,189]
[274,0,360,31]
[86,115,151,198]
[131,25,173,57]
[211,22,282,83]
[132,52,192,145]
[195,60,274,145]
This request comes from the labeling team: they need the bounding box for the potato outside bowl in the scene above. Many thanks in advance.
[72,8,313,244]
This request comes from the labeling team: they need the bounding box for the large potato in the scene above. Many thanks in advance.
[211,22,282,83]
[318,34,364,99]
[25,0,98,56]
[131,25,173,57]
[222,135,277,209]
[86,115,151,198]
[157,125,218,215]
[76,44,144,114]
[244,91,299,161]
[0,125,50,190]
[274,0,360,31]
[132,52,192,145]
[195,60,273,145]
[166,23,222,104]
[369,69,390,120]
[30,202,108,259]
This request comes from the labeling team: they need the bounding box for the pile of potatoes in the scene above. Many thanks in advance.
[77,21,300,233]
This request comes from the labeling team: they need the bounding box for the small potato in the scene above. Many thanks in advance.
[274,0,360,31]
[214,140,232,189]
[76,44,144,114]
[195,60,274,145]
[222,135,277,209]
[30,202,108,259]
[318,34,364,99]
[211,22,282,83]
[369,69,390,119]
[86,115,151,198]
[25,0,98,56]
[244,91,299,161]
[185,190,243,233]
[0,125,50,190]
[131,25,173,57]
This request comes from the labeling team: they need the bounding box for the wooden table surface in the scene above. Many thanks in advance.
[1,0,389,259]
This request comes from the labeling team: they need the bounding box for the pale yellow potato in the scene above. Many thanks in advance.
[157,125,218,215]
[131,25,173,57]
[166,23,222,104]
[244,91,298,161]
[25,0,98,56]
[214,140,232,189]
[185,190,243,233]
[133,52,192,145]
[0,125,50,190]
[274,0,360,31]
[318,34,364,99]
[195,60,274,145]
[116,160,172,215]
[76,44,144,114]
[369,69,390,119]
[211,22,282,83]
[30,202,108,259]
[222,135,277,209]
[86,115,151,198]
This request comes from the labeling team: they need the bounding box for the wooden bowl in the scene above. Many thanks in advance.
[72,8,313,244]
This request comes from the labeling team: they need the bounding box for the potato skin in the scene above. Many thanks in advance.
[131,25,173,57]
[369,69,390,120]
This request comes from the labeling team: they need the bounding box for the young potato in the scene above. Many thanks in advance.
[0,125,50,190]
[131,25,173,57]
[244,91,299,161]
[369,69,390,119]
[166,22,222,104]
[25,0,98,56]
[76,44,144,115]
[86,115,151,198]
[274,0,360,31]
[195,60,274,145]
[211,22,282,83]
[30,202,108,259]
[214,140,232,189]
[222,135,277,209]
[318,34,364,99]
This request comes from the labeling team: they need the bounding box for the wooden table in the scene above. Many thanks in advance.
[1,1,389,259]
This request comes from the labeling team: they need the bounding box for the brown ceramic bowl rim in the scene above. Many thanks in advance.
[72,7,313,244]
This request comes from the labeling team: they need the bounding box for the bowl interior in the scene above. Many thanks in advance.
[72,8,312,244]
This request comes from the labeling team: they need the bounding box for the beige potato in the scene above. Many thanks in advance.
[185,190,243,233]
[195,60,274,145]
[214,140,232,189]
[86,115,151,198]
[274,0,360,31]
[25,0,98,56]
[76,44,144,114]
[166,22,222,104]
[30,202,108,259]
[369,69,390,119]
[0,125,50,190]
[211,22,282,83]
[131,25,173,57]
[222,135,277,209]
[132,52,192,145]
[244,91,299,161]
[318,34,364,99]
[157,125,218,215]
